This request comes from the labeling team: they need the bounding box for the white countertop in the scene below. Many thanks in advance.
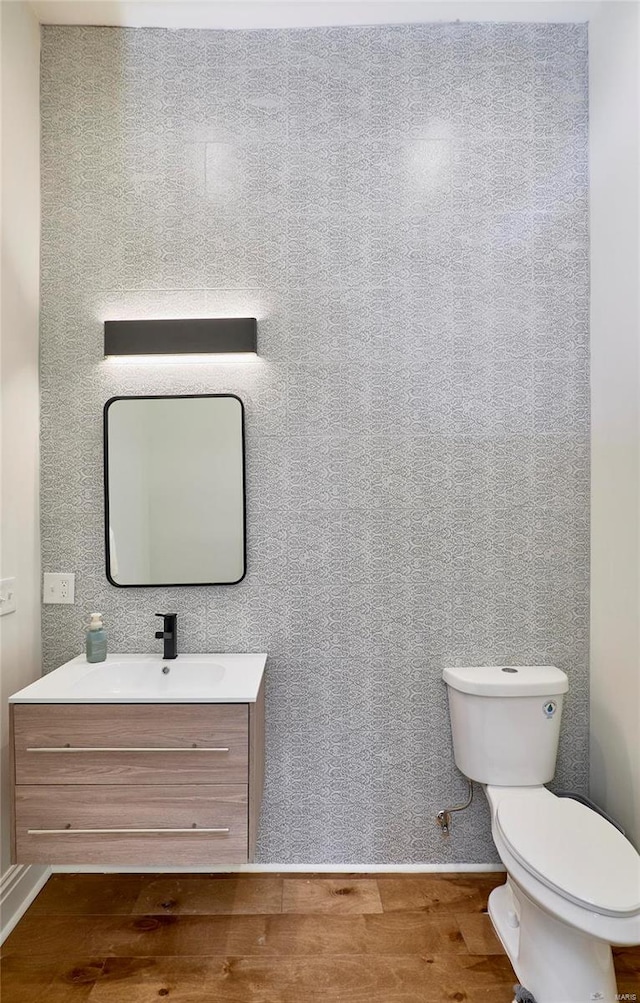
[9,653,267,704]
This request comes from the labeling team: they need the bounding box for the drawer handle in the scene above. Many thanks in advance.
[27,827,231,835]
[26,747,231,753]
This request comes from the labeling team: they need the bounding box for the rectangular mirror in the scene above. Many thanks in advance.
[104,395,245,586]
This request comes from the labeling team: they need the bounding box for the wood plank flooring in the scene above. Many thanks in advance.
[1,873,638,1002]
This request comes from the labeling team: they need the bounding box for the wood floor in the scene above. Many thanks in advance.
[1,872,639,1002]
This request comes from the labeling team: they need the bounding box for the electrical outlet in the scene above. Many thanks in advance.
[43,572,75,605]
[0,578,17,616]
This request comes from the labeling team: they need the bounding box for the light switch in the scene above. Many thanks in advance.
[0,578,16,616]
[43,572,75,604]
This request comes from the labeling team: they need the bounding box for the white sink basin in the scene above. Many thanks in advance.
[9,653,266,704]
[70,659,227,699]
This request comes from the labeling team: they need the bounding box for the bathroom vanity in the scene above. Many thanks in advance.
[9,654,266,866]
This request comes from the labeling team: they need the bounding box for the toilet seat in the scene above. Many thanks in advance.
[496,794,640,918]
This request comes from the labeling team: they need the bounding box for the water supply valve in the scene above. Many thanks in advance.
[436,809,452,835]
[435,778,474,836]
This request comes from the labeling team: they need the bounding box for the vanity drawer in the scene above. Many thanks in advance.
[14,784,249,865]
[13,704,248,785]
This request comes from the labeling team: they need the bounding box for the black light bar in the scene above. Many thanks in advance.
[104,317,258,360]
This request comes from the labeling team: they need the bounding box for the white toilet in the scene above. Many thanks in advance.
[443,664,640,1003]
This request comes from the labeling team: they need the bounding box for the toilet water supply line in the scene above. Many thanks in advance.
[436,778,474,835]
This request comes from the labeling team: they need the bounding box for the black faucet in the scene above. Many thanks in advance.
[155,613,178,660]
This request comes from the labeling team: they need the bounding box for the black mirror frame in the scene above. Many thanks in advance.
[103,393,247,588]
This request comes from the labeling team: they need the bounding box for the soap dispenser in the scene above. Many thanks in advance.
[86,612,107,663]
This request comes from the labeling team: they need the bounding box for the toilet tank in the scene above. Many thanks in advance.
[442,665,569,786]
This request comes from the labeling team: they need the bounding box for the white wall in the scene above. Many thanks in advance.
[589,1,640,848]
[25,0,603,30]
[0,0,43,881]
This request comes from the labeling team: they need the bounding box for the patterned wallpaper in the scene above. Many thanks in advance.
[40,23,589,865]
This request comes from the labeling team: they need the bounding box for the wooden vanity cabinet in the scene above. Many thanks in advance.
[11,680,264,866]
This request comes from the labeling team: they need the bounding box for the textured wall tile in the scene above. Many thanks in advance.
[205,142,286,214]
[40,22,589,863]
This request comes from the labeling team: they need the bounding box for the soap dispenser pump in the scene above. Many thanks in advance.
[86,612,107,663]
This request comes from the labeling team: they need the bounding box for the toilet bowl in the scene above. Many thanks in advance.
[486,785,640,1002]
[442,665,640,1003]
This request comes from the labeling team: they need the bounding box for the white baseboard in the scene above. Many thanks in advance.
[0,864,51,944]
[52,862,506,875]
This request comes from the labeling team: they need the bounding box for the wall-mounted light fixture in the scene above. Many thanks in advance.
[104,318,258,363]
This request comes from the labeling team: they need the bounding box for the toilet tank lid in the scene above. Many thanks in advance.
[442,665,569,696]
